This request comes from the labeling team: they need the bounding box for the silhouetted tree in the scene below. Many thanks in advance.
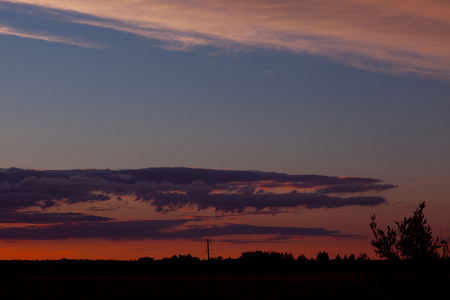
[357,253,369,261]
[370,202,448,260]
[370,214,398,260]
[316,251,329,261]
[137,257,154,263]
[240,251,294,263]
[297,254,308,261]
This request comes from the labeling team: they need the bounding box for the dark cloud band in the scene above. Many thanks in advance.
[0,219,351,241]
[0,167,395,212]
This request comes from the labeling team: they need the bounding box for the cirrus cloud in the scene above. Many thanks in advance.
[1,0,450,78]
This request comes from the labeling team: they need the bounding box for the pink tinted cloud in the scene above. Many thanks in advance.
[4,0,450,78]
[0,24,102,48]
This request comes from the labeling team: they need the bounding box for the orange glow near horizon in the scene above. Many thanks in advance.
[211,180,317,194]
[0,0,449,267]
[0,237,377,261]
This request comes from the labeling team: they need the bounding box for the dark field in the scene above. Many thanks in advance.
[0,272,448,300]
[0,259,448,299]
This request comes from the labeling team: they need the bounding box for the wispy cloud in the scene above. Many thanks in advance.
[0,212,113,224]
[316,183,397,194]
[0,219,352,241]
[0,23,102,48]
[2,0,450,78]
[0,219,187,240]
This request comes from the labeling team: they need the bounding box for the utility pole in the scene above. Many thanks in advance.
[206,239,212,285]
[206,239,211,261]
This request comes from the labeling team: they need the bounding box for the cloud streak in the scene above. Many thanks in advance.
[0,219,351,241]
[0,212,113,224]
[0,168,392,243]
[2,0,450,78]
[0,168,394,212]
[0,23,102,48]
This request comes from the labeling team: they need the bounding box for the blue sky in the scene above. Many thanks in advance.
[2,28,449,179]
[0,0,449,259]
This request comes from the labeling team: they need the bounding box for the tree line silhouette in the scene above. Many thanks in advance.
[0,202,447,300]
[0,202,447,277]
[0,248,447,278]
[0,250,372,277]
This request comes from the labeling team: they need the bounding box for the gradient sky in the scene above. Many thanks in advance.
[0,0,449,260]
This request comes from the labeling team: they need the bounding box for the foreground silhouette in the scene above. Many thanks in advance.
[370,202,448,260]
[0,202,448,299]
[0,254,448,300]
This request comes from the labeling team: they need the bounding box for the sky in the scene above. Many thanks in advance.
[0,0,449,260]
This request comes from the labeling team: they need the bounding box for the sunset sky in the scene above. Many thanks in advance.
[0,0,449,260]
